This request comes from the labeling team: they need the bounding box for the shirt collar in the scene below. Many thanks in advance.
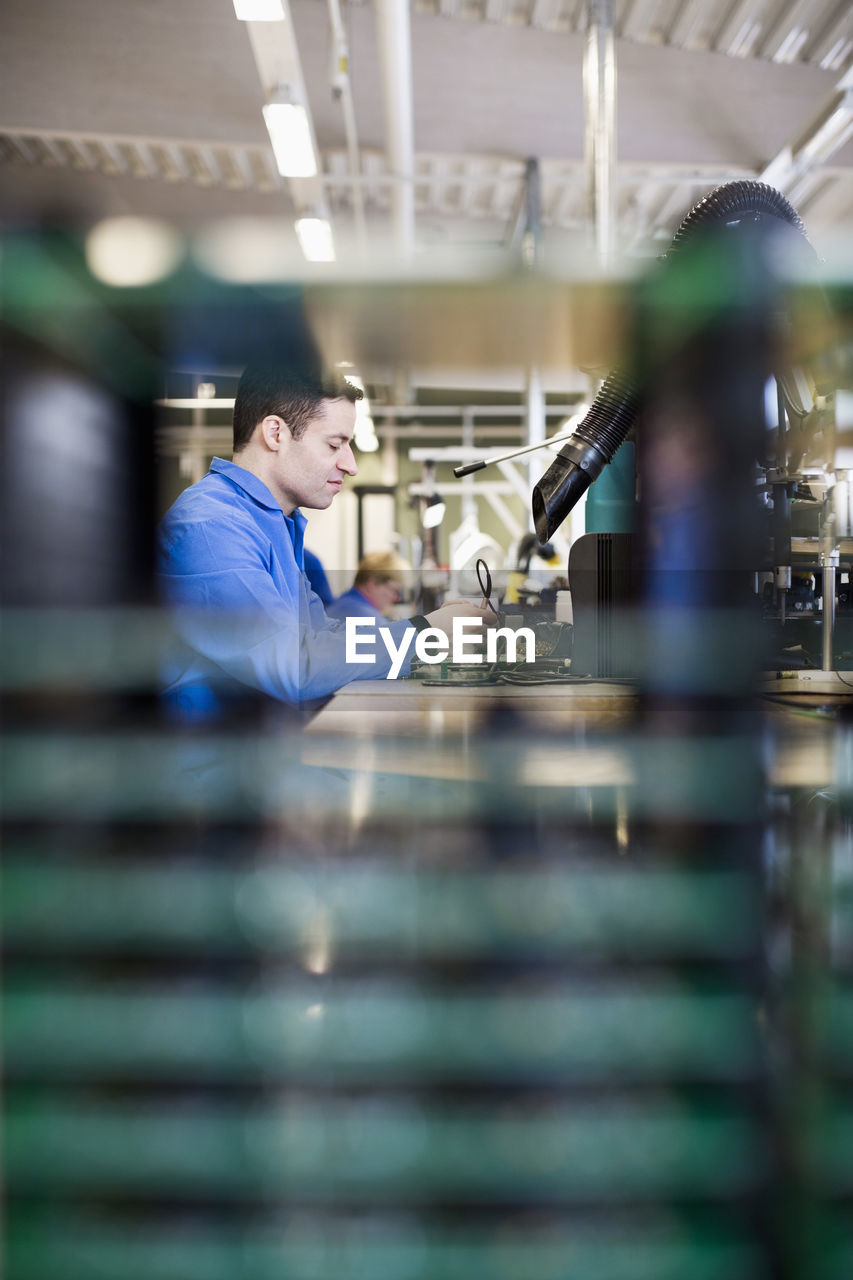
[210,456,304,529]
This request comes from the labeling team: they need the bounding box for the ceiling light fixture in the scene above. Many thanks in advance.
[422,494,446,529]
[233,0,284,20]
[295,216,335,262]
[263,95,318,178]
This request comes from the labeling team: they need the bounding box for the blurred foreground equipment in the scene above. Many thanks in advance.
[3,226,853,1280]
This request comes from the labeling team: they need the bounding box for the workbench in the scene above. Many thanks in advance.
[303,676,851,800]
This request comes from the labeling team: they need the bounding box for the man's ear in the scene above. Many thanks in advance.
[260,415,287,451]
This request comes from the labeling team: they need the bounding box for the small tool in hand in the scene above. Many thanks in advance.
[476,558,500,617]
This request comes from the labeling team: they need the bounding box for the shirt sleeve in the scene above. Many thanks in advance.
[303,550,335,606]
[159,513,416,703]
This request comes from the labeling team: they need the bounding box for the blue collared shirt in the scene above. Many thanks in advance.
[325,585,385,623]
[303,549,335,606]
[158,458,413,716]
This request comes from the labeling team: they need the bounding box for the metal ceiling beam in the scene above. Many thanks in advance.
[506,157,543,263]
[810,4,853,71]
[619,0,659,43]
[647,181,693,239]
[712,0,769,58]
[530,0,564,31]
[195,145,223,186]
[761,66,853,206]
[760,0,815,63]
[133,141,160,180]
[402,0,849,71]
[794,167,853,225]
[162,142,193,183]
[621,179,665,249]
[666,0,716,50]
[485,0,513,22]
[0,126,289,191]
[35,135,65,167]
[0,123,776,241]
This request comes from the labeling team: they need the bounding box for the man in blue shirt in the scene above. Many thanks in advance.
[302,548,335,607]
[159,363,490,720]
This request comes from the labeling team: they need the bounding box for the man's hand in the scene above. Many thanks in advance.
[423,599,497,643]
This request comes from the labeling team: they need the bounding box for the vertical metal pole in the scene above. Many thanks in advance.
[374,0,415,262]
[584,0,617,268]
[822,562,836,671]
[821,512,838,672]
[521,157,542,270]
[328,0,367,253]
[776,381,788,471]
[517,157,545,530]
[461,409,477,525]
[774,381,791,623]
[526,367,546,532]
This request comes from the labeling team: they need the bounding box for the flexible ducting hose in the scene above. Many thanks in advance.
[532,180,812,541]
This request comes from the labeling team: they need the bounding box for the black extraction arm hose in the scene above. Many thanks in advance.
[532,180,814,542]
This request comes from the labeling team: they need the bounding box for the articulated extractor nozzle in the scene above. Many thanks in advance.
[531,180,814,542]
[532,367,640,541]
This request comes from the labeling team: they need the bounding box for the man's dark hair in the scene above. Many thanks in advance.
[233,363,363,452]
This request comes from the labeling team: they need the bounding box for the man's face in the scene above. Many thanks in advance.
[273,397,358,514]
[363,577,401,615]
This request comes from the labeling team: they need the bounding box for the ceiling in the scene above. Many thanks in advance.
[2,0,852,248]
[1,0,852,391]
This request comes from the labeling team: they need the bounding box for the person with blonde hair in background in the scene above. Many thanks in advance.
[326,550,410,623]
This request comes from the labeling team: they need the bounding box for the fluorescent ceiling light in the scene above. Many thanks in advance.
[295,217,335,263]
[262,101,317,178]
[233,0,284,19]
